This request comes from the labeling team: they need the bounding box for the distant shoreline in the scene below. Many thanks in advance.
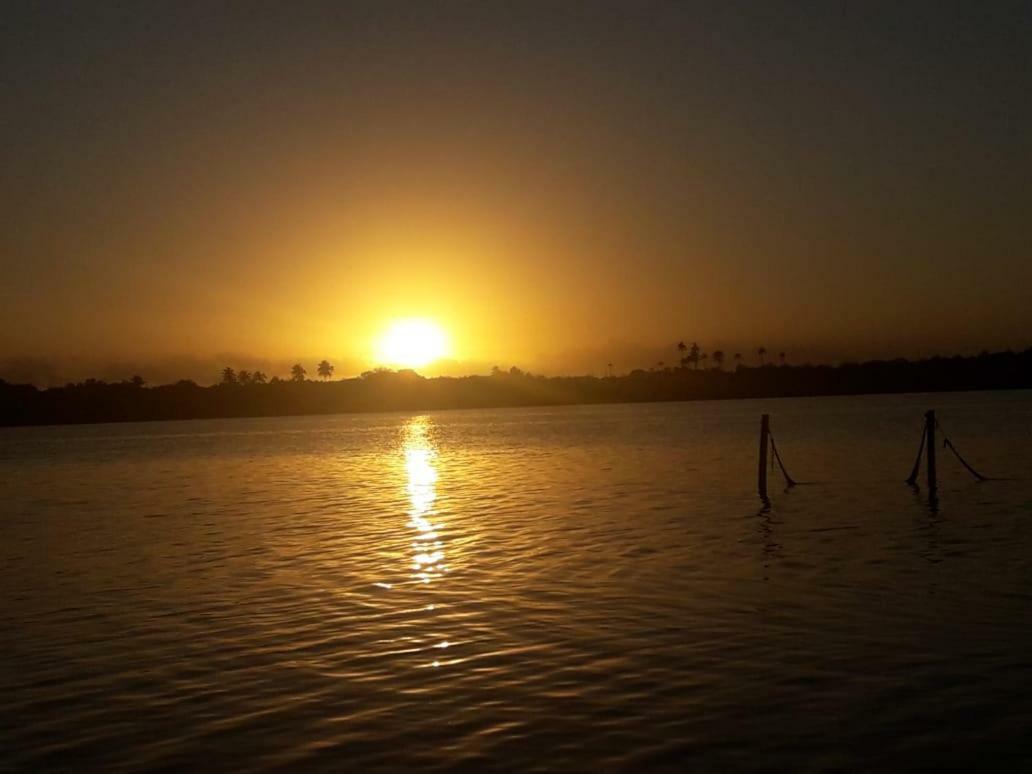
[3,348,1031,428]
[2,385,1031,432]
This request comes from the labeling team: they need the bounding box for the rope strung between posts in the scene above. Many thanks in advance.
[905,420,927,485]
[768,430,797,487]
[934,417,993,482]
[758,411,1013,498]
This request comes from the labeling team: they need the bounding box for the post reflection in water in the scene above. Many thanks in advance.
[403,417,446,586]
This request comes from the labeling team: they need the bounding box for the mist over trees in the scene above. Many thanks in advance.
[2,348,1032,427]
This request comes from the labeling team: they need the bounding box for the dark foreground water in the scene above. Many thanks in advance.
[3,391,1032,771]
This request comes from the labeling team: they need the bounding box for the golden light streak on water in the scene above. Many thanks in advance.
[403,417,445,587]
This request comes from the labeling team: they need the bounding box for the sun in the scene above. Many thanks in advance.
[374,318,450,369]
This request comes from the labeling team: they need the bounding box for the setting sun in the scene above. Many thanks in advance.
[374,318,450,369]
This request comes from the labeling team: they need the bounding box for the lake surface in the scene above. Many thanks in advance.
[3,391,1032,771]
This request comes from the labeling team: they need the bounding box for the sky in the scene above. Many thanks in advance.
[2,0,1030,384]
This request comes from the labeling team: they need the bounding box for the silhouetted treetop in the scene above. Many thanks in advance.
[3,347,1032,427]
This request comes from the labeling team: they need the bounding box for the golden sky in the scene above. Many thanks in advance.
[1,3,1030,384]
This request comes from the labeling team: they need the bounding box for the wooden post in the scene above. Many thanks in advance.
[925,410,937,492]
[758,414,770,499]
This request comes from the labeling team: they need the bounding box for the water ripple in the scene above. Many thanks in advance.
[3,395,1032,769]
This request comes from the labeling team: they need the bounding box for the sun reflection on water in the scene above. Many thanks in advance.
[400,416,460,668]
[403,417,445,585]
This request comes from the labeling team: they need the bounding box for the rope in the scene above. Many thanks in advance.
[935,418,990,482]
[760,414,1013,495]
[943,438,989,481]
[768,431,797,487]
[905,420,927,485]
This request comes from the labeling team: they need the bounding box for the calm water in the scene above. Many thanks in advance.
[3,392,1032,771]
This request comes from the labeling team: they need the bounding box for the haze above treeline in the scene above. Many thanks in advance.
[2,3,1030,375]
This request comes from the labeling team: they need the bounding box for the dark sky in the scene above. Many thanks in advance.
[2,1,1030,383]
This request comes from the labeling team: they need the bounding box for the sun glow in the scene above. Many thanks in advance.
[374,318,450,368]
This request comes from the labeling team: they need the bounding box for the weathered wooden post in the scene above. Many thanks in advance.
[925,409,937,492]
[758,414,770,499]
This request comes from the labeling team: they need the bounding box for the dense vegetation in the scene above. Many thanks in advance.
[2,348,1031,427]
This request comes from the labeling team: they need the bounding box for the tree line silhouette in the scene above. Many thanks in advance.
[218,360,336,385]
[673,341,786,370]
[2,347,1031,427]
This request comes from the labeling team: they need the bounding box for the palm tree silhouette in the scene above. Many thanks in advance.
[290,364,307,383]
[712,350,725,370]
[238,370,252,385]
[689,342,701,369]
[677,341,687,368]
[317,360,334,381]
[757,347,767,366]
[221,367,237,385]
[252,371,267,384]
